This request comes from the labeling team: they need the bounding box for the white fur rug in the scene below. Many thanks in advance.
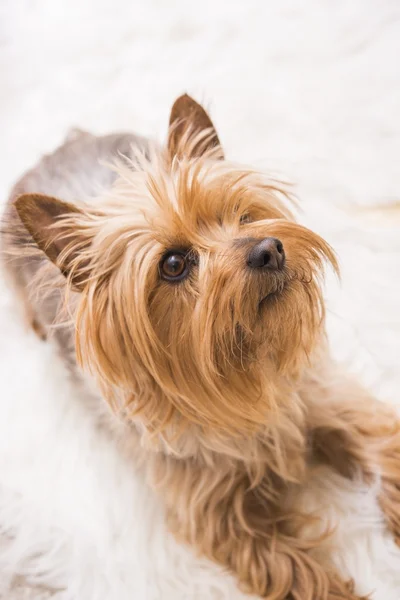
[1,1,400,598]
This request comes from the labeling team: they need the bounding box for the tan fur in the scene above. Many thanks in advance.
[2,95,400,599]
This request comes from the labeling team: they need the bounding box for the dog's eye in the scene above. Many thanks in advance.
[240,213,253,225]
[160,252,188,281]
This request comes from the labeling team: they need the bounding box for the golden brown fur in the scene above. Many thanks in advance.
[2,94,400,599]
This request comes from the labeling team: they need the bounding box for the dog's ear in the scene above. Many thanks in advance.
[168,94,224,160]
[15,193,93,290]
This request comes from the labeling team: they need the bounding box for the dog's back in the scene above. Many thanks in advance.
[1,129,147,339]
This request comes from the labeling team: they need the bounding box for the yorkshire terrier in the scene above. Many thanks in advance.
[2,95,400,599]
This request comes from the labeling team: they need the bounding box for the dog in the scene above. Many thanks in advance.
[2,94,400,599]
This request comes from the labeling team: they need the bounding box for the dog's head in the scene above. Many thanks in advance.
[15,95,337,442]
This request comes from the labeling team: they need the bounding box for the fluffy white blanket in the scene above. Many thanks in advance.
[1,1,400,598]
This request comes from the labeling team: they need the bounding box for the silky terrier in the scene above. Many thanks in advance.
[2,95,400,599]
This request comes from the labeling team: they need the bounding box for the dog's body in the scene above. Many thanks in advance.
[2,96,400,599]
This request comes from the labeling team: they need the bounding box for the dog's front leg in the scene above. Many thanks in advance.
[153,456,364,599]
[306,369,400,545]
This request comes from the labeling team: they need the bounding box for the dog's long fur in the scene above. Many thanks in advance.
[2,95,400,599]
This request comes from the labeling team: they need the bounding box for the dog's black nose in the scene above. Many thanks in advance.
[247,238,285,270]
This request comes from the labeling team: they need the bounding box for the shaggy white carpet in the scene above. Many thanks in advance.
[1,1,400,598]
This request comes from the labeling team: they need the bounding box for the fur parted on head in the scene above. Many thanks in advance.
[15,94,338,449]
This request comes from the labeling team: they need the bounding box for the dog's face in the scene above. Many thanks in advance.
[16,95,337,438]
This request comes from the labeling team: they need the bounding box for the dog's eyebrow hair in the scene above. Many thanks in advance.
[232,237,258,248]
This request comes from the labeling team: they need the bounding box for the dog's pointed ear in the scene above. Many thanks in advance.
[168,94,224,160]
[15,193,92,290]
